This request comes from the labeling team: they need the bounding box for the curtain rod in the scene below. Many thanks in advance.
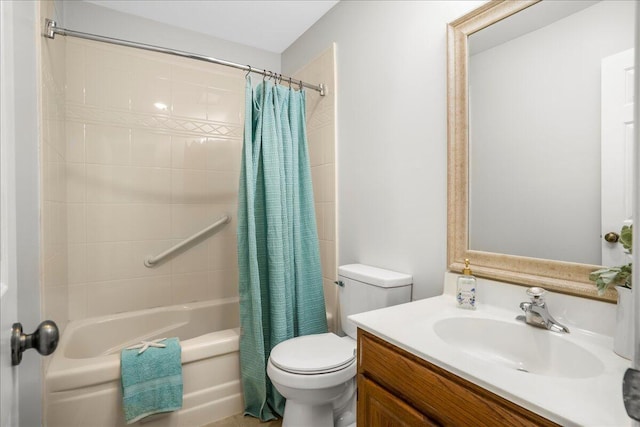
[43,19,325,96]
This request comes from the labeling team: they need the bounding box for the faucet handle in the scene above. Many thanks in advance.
[526,287,546,304]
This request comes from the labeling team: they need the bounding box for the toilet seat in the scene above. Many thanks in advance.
[270,333,355,375]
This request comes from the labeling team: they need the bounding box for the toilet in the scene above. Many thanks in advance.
[267,264,412,427]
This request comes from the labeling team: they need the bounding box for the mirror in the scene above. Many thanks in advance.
[447,0,636,302]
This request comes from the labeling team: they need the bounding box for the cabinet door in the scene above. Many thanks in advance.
[358,330,558,427]
[358,375,438,427]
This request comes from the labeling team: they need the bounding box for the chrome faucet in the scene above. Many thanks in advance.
[518,287,570,333]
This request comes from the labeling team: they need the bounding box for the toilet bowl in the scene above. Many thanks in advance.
[267,333,356,427]
[267,264,413,427]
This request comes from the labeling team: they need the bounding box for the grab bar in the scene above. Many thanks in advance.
[144,215,231,267]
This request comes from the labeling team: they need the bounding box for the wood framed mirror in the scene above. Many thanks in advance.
[447,0,636,302]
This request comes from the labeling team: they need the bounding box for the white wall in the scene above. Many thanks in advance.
[282,1,485,300]
[62,1,280,74]
[468,1,635,265]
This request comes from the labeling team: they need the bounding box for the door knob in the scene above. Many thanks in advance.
[11,320,59,366]
[604,232,620,243]
[623,368,640,421]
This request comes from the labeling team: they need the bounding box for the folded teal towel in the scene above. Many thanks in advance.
[120,338,183,424]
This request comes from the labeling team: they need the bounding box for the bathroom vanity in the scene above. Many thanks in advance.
[349,273,631,426]
[357,329,555,426]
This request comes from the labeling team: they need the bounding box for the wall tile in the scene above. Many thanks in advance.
[131,130,171,168]
[41,13,69,333]
[135,56,171,80]
[43,286,68,329]
[86,276,172,316]
[171,239,209,274]
[65,41,85,105]
[66,163,87,203]
[171,67,211,87]
[131,75,171,115]
[132,239,174,276]
[171,81,208,120]
[68,285,87,321]
[85,164,132,203]
[43,247,67,287]
[67,203,86,243]
[324,202,336,242]
[65,41,251,319]
[206,90,244,124]
[205,138,242,172]
[315,203,325,240]
[68,243,87,284]
[307,128,322,167]
[85,64,132,110]
[324,164,335,203]
[311,166,321,204]
[85,242,127,282]
[85,204,171,242]
[172,136,208,170]
[294,45,337,329]
[207,171,239,204]
[128,167,171,204]
[209,269,240,299]
[66,122,85,163]
[85,124,131,165]
[171,271,211,304]
[321,124,335,165]
[208,232,237,271]
[171,204,214,239]
[171,169,208,204]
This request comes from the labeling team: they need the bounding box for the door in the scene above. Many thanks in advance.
[1,2,48,425]
[601,48,635,267]
[0,1,20,425]
[357,376,437,427]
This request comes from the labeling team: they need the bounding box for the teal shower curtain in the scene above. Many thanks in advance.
[237,77,328,420]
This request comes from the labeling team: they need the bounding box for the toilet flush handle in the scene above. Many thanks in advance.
[334,280,344,287]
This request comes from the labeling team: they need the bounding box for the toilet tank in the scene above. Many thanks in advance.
[338,264,412,339]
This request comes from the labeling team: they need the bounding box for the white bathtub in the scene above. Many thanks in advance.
[45,298,243,427]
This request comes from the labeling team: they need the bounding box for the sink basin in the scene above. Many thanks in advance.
[434,317,604,378]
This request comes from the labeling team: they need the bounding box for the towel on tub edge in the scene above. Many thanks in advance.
[120,337,183,424]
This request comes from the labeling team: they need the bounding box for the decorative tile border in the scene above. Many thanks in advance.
[66,103,243,139]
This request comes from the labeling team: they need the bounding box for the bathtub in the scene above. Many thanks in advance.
[45,298,243,427]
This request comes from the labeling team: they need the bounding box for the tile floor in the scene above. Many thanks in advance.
[203,413,282,427]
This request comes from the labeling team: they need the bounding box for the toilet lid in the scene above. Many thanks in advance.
[270,333,356,374]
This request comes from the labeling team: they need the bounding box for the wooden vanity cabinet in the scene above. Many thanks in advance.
[357,329,559,427]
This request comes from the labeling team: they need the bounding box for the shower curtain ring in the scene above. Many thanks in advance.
[288,77,292,89]
[298,79,303,91]
[263,70,267,81]
[245,66,252,78]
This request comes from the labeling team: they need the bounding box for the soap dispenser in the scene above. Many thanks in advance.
[456,259,477,310]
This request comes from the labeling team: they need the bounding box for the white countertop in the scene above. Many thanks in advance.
[349,273,632,426]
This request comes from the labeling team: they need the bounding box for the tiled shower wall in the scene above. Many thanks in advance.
[294,46,338,332]
[41,0,68,331]
[65,39,243,319]
[62,38,336,322]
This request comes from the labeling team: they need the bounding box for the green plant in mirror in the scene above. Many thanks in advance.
[589,225,632,294]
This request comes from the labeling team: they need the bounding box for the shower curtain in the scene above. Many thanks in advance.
[237,77,328,420]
